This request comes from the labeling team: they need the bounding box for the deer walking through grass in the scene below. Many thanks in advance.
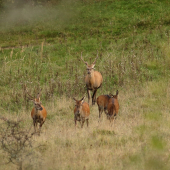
[26,89,47,135]
[73,96,90,128]
[97,90,119,125]
[81,51,103,105]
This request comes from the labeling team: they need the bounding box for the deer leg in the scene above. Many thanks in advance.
[86,119,89,127]
[109,117,112,126]
[94,89,97,105]
[39,120,45,135]
[92,89,97,105]
[74,117,77,129]
[112,113,117,127]
[81,118,85,128]
[33,119,37,133]
[114,113,117,120]
[111,117,115,127]
[98,107,103,122]
[104,107,108,115]
[87,89,91,105]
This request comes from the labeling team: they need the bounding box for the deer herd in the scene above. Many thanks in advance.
[26,52,119,134]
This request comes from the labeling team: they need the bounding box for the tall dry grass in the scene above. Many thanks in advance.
[1,78,170,170]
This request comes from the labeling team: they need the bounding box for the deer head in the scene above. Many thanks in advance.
[81,51,99,75]
[26,88,43,111]
[73,96,85,114]
[109,90,119,99]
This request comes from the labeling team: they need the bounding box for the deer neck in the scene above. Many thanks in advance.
[35,107,41,114]
[87,72,95,88]
[88,70,95,79]
[35,108,38,114]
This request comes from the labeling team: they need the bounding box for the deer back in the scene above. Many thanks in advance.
[97,95,111,109]
[81,102,90,118]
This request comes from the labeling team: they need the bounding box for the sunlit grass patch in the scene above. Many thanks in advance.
[144,111,162,121]
[150,135,166,150]
[93,129,115,136]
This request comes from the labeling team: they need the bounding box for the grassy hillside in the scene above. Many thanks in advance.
[1,0,170,169]
[1,0,170,110]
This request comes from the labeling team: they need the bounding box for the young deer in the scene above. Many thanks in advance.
[81,52,103,105]
[73,96,90,128]
[27,90,47,135]
[97,90,119,124]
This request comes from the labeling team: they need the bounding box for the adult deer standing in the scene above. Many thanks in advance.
[97,90,119,124]
[26,90,47,135]
[73,96,90,128]
[81,52,103,105]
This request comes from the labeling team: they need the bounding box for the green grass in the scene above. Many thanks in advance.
[1,0,170,111]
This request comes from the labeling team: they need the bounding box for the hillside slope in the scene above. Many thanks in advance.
[0,0,170,169]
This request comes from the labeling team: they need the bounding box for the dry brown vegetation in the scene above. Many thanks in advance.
[1,78,170,170]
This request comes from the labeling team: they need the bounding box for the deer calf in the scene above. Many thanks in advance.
[73,97,90,128]
[97,90,119,124]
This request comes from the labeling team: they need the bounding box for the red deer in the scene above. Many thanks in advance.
[26,90,47,135]
[81,52,103,105]
[73,96,90,128]
[97,90,119,123]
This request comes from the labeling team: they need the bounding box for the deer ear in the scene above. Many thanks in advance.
[81,96,85,103]
[116,90,119,96]
[91,64,95,69]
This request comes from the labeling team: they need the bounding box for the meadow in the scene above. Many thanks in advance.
[1,0,170,169]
